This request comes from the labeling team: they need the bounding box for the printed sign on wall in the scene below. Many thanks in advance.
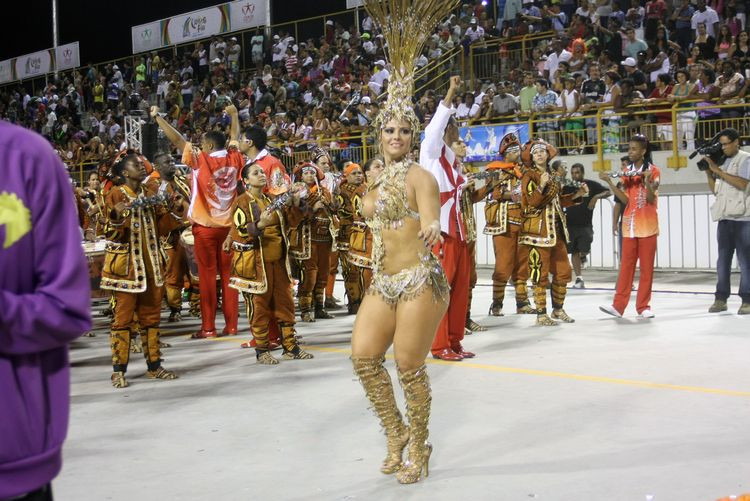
[55,42,80,71]
[163,5,230,45]
[229,0,266,31]
[132,21,163,54]
[14,50,53,81]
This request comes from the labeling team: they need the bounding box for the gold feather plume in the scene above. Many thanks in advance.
[364,0,460,133]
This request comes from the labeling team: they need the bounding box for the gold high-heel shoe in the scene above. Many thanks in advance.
[396,365,432,484]
[352,357,409,474]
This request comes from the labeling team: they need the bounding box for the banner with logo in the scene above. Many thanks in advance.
[0,59,12,83]
[14,50,54,81]
[460,123,530,163]
[132,21,163,54]
[55,42,80,71]
[162,5,230,45]
[229,0,266,31]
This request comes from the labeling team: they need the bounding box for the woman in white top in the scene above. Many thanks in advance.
[560,76,585,154]
[599,71,622,153]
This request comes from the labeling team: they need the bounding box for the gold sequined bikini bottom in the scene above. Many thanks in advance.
[368,254,450,306]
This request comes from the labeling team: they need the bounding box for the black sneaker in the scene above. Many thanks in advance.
[573,277,585,289]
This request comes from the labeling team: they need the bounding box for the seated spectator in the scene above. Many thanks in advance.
[491,82,519,119]
[456,91,480,119]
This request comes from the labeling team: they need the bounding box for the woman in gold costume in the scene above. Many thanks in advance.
[350,0,458,485]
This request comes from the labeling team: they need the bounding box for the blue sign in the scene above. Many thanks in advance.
[460,123,530,163]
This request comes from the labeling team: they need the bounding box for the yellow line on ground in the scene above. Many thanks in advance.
[203,337,750,398]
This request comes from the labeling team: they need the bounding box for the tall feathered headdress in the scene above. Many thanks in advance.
[364,0,460,136]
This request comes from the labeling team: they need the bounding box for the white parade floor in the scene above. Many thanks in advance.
[59,270,750,501]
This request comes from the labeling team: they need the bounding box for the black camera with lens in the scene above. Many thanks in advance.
[690,133,726,171]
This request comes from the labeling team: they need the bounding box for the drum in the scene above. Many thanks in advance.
[82,239,107,298]
[180,228,200,283]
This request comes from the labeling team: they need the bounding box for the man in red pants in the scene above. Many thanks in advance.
[152,105,242,337]
[420,75,474,362]
[598,134,660,318]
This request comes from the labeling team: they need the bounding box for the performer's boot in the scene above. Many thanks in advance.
[166,287,182,322]
[352,357,409,475]
[315,294,333,319]
[515,280,536,314]
[396,365,432,484]
[142,328,178,380]
[110,329,131,389]
[550,284,574,323]
[299,295,315,322]
[280,323,313,360]
[533,287,557,326]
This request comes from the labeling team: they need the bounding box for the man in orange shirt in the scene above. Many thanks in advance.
[151,105,242,337]
[599,134,660,318]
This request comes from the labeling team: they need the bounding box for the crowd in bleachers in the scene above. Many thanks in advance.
[0,0,748,167]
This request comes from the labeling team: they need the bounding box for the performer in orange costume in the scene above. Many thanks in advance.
[479,133,536,317]
[519,139,587,326]
[289,162,338,322]
[337,162,366,313]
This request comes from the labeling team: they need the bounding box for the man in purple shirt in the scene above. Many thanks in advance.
[0,121,92,500]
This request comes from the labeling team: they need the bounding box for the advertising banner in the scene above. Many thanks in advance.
[162,5,230,45]
[55,41,80,71]
[420,123,530,164]
[461,123,530,163]
[132,21,163,54]
[229,0,266,31]
[0,59,12,84]
[14,49,53,81]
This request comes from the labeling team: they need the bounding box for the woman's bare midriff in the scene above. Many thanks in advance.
[379,218,431,275]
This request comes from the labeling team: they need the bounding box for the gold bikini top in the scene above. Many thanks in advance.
[368,160,420,230]
[366,160,421,274]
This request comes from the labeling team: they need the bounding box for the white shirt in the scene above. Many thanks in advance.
[419,102,466,240]
[369,68,390,94]
[691,7,720,37]
[456,102,480,118]
[272,42,285,62]
[228,44,241,63]
[465,26,485,43]
[363,40,376,54]
[544,49,572,81]
[108,123,121,139]
[198,49,207,66]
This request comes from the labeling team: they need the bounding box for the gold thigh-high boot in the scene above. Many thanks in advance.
[352,357,409,474]
[396,364,432,484]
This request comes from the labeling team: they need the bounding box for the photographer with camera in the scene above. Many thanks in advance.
[703,128,750,315]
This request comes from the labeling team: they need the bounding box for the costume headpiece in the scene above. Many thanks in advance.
[343,162,362,176]
[293,161,324,182]
[364,0,460,138]
[311,146,330,163]
[499,132,521,156]
[521,138,558,167]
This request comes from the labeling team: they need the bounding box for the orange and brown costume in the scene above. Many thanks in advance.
[144,173,191,317]
[289,163,339,318]
[519,140,578,314]
[342,181,372,313]
[475,134,533,314]
[228,191,307,355]
[101,182,185,374]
